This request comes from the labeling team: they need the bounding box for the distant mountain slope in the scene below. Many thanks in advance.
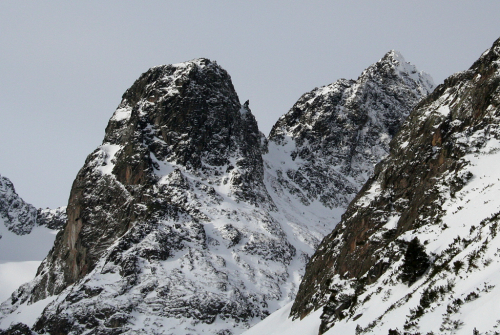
[0,174,66,235]
[0,175,38,236]
[264,51,434,247]
[288,36,500,335]
[0,52,432,335]
[0,174,65,303]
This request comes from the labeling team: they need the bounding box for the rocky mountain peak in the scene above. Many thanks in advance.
[101,57,269,205]
[0,59,291,335]
[0,174,66,236]
[361,50,435,95]
[266,51,434,220]
[0,175,38,236]
[22,56,273,300]
[106,58,248,169]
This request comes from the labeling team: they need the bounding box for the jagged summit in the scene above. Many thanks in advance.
[265,50,434,226]
[369,50,434,94]
[0,174,66,235]
[0,174,38,236]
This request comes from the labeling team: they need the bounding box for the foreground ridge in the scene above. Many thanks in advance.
[289,37,500,335]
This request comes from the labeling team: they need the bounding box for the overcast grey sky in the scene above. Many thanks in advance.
[1,1,499,209]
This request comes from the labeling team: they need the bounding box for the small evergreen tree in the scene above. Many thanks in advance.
[400,237,430,285]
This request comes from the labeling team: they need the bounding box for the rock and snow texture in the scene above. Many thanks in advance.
[0,174,66,235]
[264,50,434,245]
[0,175,38,236]
[285,36,500,335]
[36,206,67,230]
[0,59,302,335]
[0,52,433,335]
[0,175,63,303]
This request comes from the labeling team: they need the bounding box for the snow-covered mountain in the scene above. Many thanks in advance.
[252,36,500,335]
[0,174,66,235]
[0,174,65,302]
[0,52,432,335]
[0,175,38,236]
[264,50,434,245]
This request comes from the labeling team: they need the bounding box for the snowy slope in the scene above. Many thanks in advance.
[243,302,321,335]
[0,53,433,335]
[258,36,500,335]
[249,131,500,334]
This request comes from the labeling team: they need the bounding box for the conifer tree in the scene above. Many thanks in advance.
[400,237,430,285]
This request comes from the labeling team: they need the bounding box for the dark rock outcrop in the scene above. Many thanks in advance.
[0,322,35,335]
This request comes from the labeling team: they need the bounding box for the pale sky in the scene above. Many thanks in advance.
[1,1,499,209]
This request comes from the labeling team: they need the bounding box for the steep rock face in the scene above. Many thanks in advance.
[291,37,500,334]
[1,59,298,335]
[29,58,273,300]
[264,51,434,245]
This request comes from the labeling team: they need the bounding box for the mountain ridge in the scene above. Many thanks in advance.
[0,51,433,335]
[287,36,500,335]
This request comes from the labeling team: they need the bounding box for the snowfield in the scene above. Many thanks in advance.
[0,207,59,304]
[243,134,500,335]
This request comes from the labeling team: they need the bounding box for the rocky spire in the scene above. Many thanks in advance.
[265,49,434,221]
[1,58,293,335]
